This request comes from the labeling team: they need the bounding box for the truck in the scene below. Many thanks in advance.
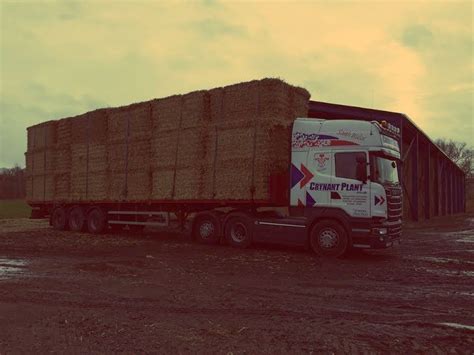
[25,79,402,257]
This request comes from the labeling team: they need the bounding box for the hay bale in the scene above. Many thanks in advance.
[86,171,108,201]
[71,143,88,175]
[151,169,174,200]
[27,121,57,150]
[54,173,70,201]
[88,109,108,143]
[151,95,183,132]
[88,144,107,172]
[107,102,151,143]
[150,130,179,169]
[56,118,72,147]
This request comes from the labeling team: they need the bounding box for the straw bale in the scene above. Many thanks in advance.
[71,144,88,174]
[54,173,70,201]
[151,95,183,132]
[151,169,174,200]
[56,118,72,147]
[86,171,108,201]
[107,170,150,201]
[214,158,253,200]
[107,102,151,143]
[27,121,57,150]
[107,139,150,172]
[151,130,179,169]
[29,174,54,201]
[54,148,71,174]
[88,109,108,144]
[180,91,212,129]
[88,144,107,172]
[70,114,89,144]
[176,128,212,168]
[27,150,56,175]
[70,173,86,200]
[127,170,152,200]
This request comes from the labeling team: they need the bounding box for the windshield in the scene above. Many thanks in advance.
[371,155,399,185]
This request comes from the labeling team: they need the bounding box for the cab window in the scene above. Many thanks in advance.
[335,152,366,180]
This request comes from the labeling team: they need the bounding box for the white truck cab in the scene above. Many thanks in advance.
[287,118,402,253]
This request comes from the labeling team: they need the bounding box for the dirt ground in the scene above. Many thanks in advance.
[0,215,473,354]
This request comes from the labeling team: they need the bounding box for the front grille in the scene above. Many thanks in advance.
[385,187,402,222]
[385,187,402,238]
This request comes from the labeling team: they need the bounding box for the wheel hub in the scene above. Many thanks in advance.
[231,223,247,243]
[319,228,338,249]
[199,221,214,238]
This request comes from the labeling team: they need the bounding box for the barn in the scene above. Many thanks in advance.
[308,101,466,221]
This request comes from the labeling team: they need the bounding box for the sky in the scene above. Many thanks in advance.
[0,0,472,167]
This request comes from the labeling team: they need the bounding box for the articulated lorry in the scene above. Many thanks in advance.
[26,79,402,257]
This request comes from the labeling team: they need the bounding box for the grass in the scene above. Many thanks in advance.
[0,199,31,219]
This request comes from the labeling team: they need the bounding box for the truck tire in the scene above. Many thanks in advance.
[51,207,67,231]
[225,214,253,248]
[193,212,220,244]
[68,206,85,232]
[87,207,107,234]
[310,220,348,258]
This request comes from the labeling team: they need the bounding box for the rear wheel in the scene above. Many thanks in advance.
[51,207,67,231]
[310,220,348,257]
[193,213,220,244]
[225,214,253,248]
[87,207,107,234]
[68,206,85,232]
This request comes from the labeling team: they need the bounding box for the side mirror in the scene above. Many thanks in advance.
[356,157,367,183]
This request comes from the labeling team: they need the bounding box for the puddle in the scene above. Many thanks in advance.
[422,267,474,277]
[418,257,474,265]
[0,258,28,280]
[438,322,474,332]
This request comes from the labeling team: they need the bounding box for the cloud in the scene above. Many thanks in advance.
[0,0,472,167]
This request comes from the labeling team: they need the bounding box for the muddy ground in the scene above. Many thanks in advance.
[0,215,473,354]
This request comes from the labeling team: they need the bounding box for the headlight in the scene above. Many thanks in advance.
[372,227,388,235]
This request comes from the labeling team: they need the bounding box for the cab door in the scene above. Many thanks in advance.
[331,151,371,218]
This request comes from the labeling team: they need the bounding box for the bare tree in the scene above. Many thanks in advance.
[435,138,473,177]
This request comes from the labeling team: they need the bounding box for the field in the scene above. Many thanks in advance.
[0,215,473,353]
[0,199,31,219]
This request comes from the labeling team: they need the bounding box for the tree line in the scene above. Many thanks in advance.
[0,166,26,199]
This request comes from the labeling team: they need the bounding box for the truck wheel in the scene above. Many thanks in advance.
[225,214,253,248]
[68,206,85,232]
[87,207,107,234]
[310,220,348,258]
[51,207,67,231]
[193,213,220,244]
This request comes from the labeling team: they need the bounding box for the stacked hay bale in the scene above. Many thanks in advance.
[54,118,72,200]
[25,121,57,201]
[25,78,310,204]
[107,102,152,201]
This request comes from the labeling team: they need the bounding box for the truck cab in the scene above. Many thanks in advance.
[287,118,402,254]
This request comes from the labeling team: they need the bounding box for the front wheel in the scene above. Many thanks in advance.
[225,214,253,248]
[310,220,349,258]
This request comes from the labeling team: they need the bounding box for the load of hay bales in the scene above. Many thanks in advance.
[25,78,310,204]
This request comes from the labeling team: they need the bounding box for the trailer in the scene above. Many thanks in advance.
[26,79,402,257]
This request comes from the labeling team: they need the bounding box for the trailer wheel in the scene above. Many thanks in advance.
[225,214,253,248]
[87,207,107,234]
[68,206,85,232]
[193,213,220,244]
[51,207,67,231]
[310,220,348,258]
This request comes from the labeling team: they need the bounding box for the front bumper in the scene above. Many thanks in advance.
[351,220,402,249]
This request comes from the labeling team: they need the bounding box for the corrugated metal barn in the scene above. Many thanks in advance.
[308,101,466,222]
